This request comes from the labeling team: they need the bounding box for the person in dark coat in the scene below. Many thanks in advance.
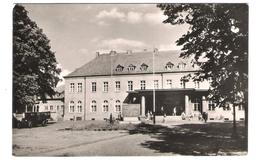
[202,112,208,123]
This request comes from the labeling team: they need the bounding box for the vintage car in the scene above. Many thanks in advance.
[13,112,51,128]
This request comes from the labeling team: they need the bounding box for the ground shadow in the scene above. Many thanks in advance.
[128,122,247,155]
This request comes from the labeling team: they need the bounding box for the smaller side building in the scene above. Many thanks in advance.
[34,86,65,121]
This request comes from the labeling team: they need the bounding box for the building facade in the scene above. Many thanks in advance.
[64,50,245,121]
[34,90,65,121]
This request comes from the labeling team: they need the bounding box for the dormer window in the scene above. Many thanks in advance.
[165,62,174,70]
[127,64,136,71]
[177,62,186,70]
[140,63,148,71]
[115,64,124,72]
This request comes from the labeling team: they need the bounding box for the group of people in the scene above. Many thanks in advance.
[181,111,208,122]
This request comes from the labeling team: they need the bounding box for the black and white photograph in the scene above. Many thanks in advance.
[11,3,248,157]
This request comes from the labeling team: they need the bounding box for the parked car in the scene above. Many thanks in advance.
[13,112,51,128]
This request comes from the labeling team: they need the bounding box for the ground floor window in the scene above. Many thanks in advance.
[91,100,97,112]
[103,100,109,112]
[77,101,82,113]
[238,104,244,111]
[115,100,121,112]
[193,98,201,111]
[208,100,215,111]
[69,101,75,113]
[223,103,231,111]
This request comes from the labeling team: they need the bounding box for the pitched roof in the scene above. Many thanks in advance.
[65,50,199,78]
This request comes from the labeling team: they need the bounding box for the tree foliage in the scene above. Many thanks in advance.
[13,4,61,113]
[157,4,248,106]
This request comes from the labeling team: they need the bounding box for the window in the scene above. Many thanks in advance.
[193,98,201,111]
[115,100,121,112]
[127,64,136,71]
[69,101,75,113]
[115,81,120,91]
[103,82,108,92]
[223,103,231,111]
[103,100,109,112]
[77,83,82,92]
[165,62,174,70]
[128,81,133,91]
[91,82,96,92]
[77,101,82,113]
[70,83,75,92]
[115,64,124,72]
[194,81,200,89]
[208,100,215,111]
[166,79,172,88]
[140,63,148,71]
[140,80,146,90]
[61,105,64,111]
[50,105,53,111]
[91,100,97,112]
[57,105,59,111]
[178,62,186,70]
[238,104,244,111]
[181,80,186,88]
[45,106,48,110]
[154,80,159,89]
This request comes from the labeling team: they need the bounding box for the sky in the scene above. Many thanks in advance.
[23,4,189,86]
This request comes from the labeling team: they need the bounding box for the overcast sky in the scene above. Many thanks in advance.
[23,4,189,84]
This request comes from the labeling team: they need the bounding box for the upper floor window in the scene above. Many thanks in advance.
[208,100,215,111]
[77,101,82,113]
[177,62,186,70]
[115,64,124,72]
[140,80,146,90]
[57,105,59,111]
[166,79,172,88]
[103,100,109,112]
[154,80,159,89]
[50,105,53,111]
[128,81,133,91]
[165,62,174,71]
[194,81,200,89]
[181,80,186,88]
[70,83,75,92]
[103,82,108,92]
[77,83,83,92]
[91,100,97,112]
[45,106,48,110]
[127,64,136,71]
[115,81,120,92]
[91,82,96,92]
[140,63,148,71]
[69,101,75,113]
[115,100,121,112]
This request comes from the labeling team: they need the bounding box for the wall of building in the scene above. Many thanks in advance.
[64,72,215,121]
[36,99,64,121]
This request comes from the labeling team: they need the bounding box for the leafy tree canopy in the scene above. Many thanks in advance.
[13,4,61,113]
[158,4,248,106]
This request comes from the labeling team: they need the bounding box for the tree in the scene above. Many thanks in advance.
[157,4,248,139]
[13,4,61,113]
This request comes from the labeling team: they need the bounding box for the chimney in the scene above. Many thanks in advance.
[96,52,100,57]
[126,50,132,55]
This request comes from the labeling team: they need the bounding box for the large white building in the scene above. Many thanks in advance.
[64,50,245,121]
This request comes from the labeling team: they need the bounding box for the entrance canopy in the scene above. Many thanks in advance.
[124,88,209,116]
